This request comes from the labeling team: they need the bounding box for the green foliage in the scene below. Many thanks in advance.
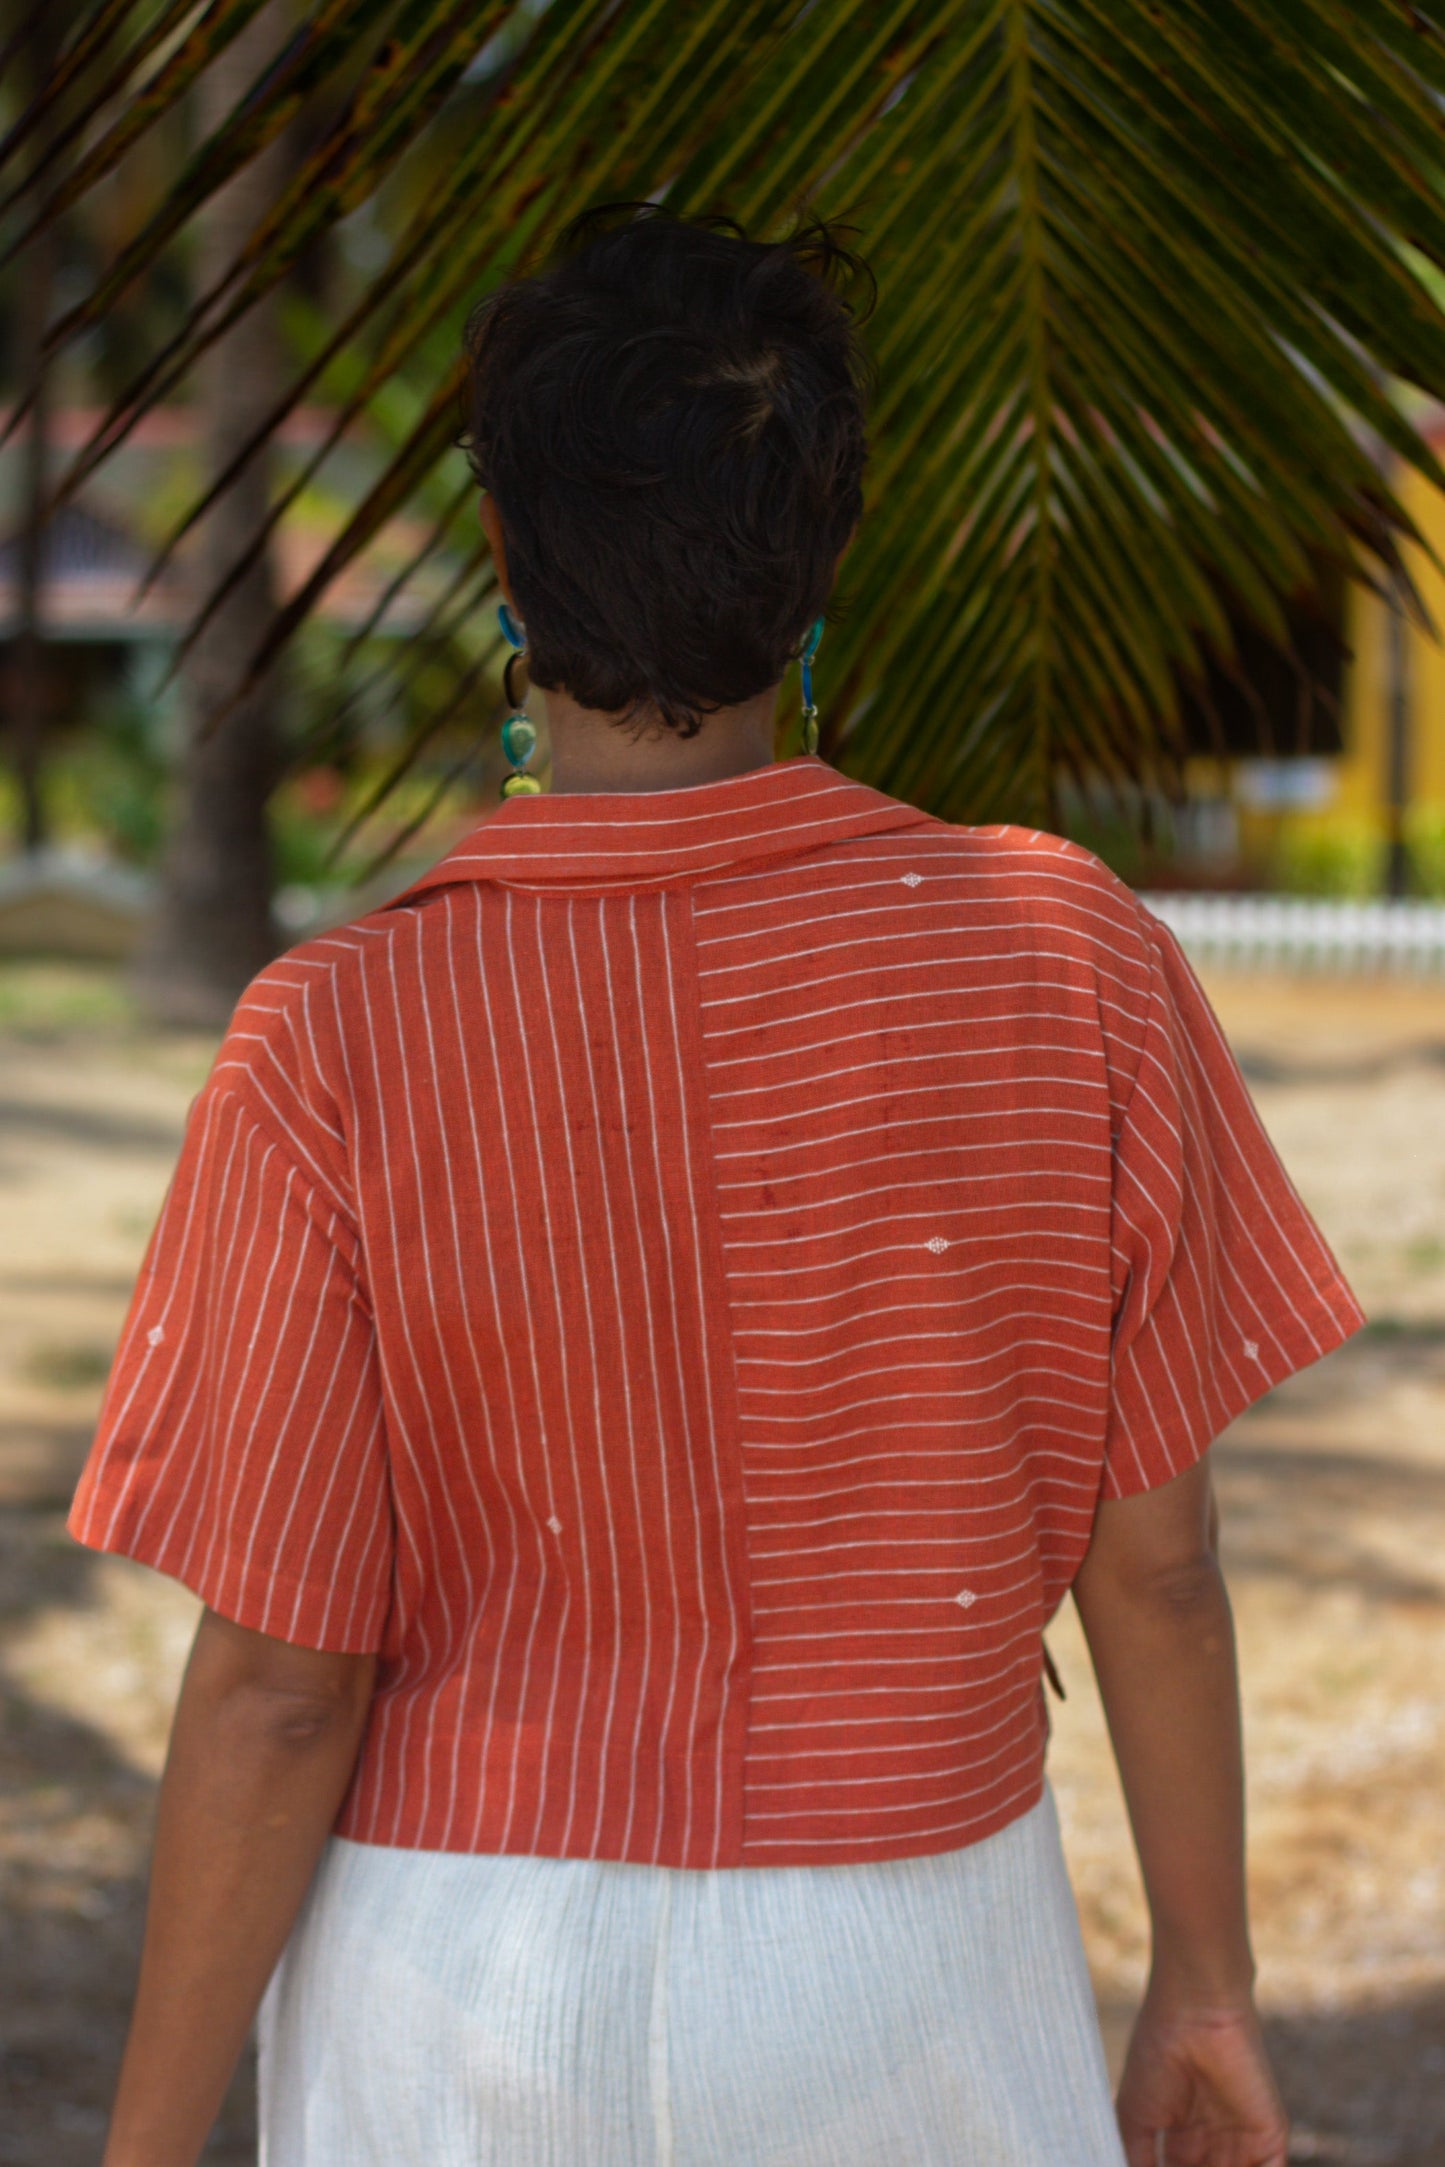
[1270,816,1388,898]
[67,689,172,864]
[269,774,354,887]
[270,764,490,892]
[13,3,1445,823]
[1404,804,1445,899]
[1268,803,1445,898]
[2,750,163,863]
[22,1339,115,1389]
[0,597,503,886]
[0,959,137,1036]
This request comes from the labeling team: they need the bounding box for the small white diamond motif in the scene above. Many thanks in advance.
[146,1325,165,1347]
[1243,1340,1260,1361]
[955,1589,977,1609]
[901,872,923,887]
[925,1235,949,1254]
[547,1516,563,1535]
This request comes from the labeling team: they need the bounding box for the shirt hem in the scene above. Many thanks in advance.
[327,1772,1048,1871]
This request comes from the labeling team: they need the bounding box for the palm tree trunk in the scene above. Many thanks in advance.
[134,6,291,1025]
[11,5,61,854]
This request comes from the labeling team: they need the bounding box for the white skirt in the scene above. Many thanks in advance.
[258,1784,1125,2167]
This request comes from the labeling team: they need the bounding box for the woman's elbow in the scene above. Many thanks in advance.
[183,1608,376,1753]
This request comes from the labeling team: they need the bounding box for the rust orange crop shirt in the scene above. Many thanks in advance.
[70,755,1363,1866]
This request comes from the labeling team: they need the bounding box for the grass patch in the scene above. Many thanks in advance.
[21,1341,116,1391]
[1361,1316,1445,1343]
[0,961,137,1037]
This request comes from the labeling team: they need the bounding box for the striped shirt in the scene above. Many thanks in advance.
[69,754,1363,1867]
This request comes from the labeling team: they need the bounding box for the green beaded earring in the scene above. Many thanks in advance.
[497,602,541,799]
[800,617,825,754]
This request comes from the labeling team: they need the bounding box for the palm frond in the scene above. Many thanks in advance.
[0,0,276,240]
[222,363,467,714]
[17,0,1445,829]
[0,0,201,200]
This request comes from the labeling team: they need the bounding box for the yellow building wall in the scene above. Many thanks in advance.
[1220,462,1445,892]
[1340,463,1445,826]
[1177,468,1445,888]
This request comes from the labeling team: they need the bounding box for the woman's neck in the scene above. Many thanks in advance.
[541,684,782,795]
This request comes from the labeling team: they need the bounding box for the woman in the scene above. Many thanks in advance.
[73,207,1361,2167]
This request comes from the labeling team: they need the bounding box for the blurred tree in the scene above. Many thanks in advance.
[131,1,291,1022]
[8,0,61,852]
[8,1,1445,1008]
[0,0,195,858]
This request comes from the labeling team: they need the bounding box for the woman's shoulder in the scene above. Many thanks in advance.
[902,813,1154,968]
[198,901,412,1170]
[224,889,439,1055]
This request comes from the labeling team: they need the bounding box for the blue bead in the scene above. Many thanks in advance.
[501,713,537,767]
[498,602,526,651]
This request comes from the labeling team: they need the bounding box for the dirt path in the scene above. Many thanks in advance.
[1,961,1442,2165]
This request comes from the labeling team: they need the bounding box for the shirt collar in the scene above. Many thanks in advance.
[389,754,936,896]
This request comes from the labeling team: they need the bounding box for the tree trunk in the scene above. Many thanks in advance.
[1384,588,1412,899]
[10,7,61,854]
[134,7,291,1026]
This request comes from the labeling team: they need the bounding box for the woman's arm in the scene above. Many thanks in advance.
[102,1607,375,2167]
[1071,1451,1289,2167]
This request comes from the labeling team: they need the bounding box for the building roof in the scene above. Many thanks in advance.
[0,408,468,643]
[0,501,182,641]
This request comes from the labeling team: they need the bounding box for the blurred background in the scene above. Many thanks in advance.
[1,4,1443,2162]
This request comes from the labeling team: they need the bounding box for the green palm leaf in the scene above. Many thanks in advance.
[0,0,191,195]
[13,0,1445,829]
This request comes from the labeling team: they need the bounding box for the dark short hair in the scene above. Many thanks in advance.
[460,205,874,737]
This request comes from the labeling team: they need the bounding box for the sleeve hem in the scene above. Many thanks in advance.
[1104,1277,1367,1500]
[66,1502,386,1656]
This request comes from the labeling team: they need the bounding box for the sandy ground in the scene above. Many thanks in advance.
[1,960,1442,2165]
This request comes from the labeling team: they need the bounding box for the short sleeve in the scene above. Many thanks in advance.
[1103,912,1365,1499]
[68,1082,394,1652]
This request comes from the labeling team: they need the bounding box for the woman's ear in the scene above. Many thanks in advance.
[479,494,517,608]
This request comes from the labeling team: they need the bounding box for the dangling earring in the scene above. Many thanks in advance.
[497,602,541,798]
[800,618,824,754]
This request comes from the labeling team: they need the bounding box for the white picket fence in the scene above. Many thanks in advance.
[1142,892,1445,976]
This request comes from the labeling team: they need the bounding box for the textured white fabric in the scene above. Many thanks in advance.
[258,1785,1126,2167]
